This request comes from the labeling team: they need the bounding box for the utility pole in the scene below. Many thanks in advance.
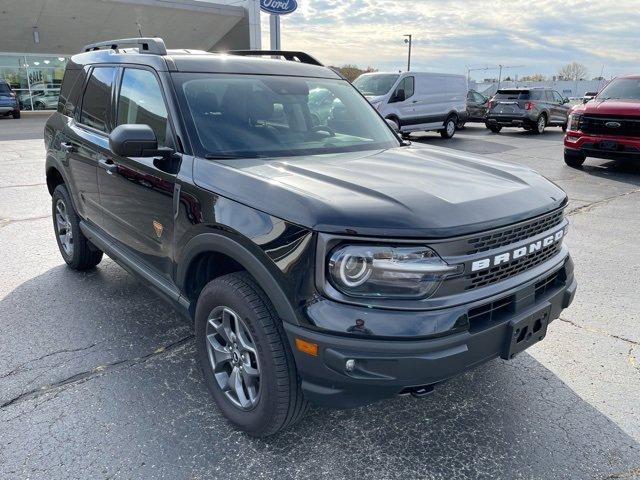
[403,34,412,71]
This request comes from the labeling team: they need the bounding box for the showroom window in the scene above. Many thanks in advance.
[0,54,68,111]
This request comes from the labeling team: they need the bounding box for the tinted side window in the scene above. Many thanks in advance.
[80,67,116,132]
[117,68,168,146]
[404,76,415,99]
[57,69,84,116]
[553,91,564,103]
[544,90,555,102]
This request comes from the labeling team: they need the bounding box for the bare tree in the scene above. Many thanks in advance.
[521,73,547,82]
[558,62,588,81]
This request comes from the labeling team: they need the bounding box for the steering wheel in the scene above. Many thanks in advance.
[310,125,336,137]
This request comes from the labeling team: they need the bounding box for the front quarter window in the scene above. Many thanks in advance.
[173,74,399,159]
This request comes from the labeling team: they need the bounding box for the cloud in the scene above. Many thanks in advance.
[260,0,640,78]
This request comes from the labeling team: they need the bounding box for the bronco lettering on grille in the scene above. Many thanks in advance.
[471,228,566,272]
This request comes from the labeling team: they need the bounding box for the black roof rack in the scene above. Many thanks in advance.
[83,37,167,55]
[226,50,323,67]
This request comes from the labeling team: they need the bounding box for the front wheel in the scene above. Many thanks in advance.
[195,272,309,437]
[486,123,502,133]
[440,116,457,138]
[564,150,586,168]
[12,111,20,119]
[52,184,103,270]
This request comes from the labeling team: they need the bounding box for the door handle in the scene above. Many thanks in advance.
[60,142,76,153]
[98,158,118,174]
[412,100,418,103]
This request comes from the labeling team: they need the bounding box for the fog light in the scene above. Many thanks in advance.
[345,359,356,372]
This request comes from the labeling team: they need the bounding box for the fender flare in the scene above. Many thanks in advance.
[177,232,300,325]
[45,155,80,213]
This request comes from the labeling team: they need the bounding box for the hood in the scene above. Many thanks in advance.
[577,98,640,116]
[193,145,566,238]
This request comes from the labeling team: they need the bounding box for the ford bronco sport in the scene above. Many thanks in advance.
[564,75,640,167]
[45,38,577,437]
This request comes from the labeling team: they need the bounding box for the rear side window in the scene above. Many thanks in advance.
[117,68,168,146]
[403,76,415,99]
[57,69,84,117]
[80,67,116,132]
[0,82,11,93]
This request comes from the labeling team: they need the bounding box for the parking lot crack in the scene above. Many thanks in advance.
[0,335,194,410]
[0,214,50,228]
[558,317,639,346]
[567,187,640,216]
[605,466,640,479]
[0,343,99,379]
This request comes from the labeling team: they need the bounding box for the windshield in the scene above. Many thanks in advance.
[352,74,399,96]
[494,90,531,100]
[173,74,399,159]
[597,78,640,100]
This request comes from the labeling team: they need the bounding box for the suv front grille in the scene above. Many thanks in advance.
[465,241,562,290]
[581,115,640,137]
[466,209,564,255]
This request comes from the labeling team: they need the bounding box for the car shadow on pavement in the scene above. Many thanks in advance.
[0,115,51,141]
[1,264,639,479]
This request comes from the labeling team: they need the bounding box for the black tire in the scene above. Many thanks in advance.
[195,272,309,437]
[561,122,568,132]
[440,115,457,138]
[486,123,502,133]
[564,150,586,168]
[533,114,547,134]
[401,132,412,140]
[52,184,103,270]
[12,111,20,119]
[456,120,466,130]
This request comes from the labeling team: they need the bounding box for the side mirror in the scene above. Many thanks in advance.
[385,118,399,132]
[393,88,406,103]
[109,124,159,157]
[563,97,570,104]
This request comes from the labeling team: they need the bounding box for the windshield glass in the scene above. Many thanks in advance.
[494,90,531,100]
[597,78,640,100]
[352,74,399,96]
[173,74,399,159]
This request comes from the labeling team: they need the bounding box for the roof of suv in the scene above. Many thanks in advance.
[68,37,341,80]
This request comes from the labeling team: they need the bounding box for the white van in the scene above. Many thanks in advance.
[353,72,468,139]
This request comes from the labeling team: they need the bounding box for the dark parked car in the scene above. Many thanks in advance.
[486,88,570,134]
[45,38,576,436]
[458,89,489,128]
[0,80,20,119]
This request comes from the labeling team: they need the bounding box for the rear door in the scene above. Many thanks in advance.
[552,90,570,124]
[64,66,116,225]
[96,66,177,280]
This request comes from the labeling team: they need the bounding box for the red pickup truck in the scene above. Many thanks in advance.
[564,75,640,167]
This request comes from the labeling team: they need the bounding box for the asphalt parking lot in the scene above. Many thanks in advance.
[1,115,638,480]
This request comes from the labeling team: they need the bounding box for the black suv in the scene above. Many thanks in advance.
[45,38,577,436]
[486,88,571,134]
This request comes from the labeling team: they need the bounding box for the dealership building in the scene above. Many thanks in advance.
[0,0,262,110]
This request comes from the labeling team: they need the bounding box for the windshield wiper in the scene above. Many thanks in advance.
[204,153,249,160]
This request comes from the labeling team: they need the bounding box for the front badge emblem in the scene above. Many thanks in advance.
[153,220,163,238]
[605,121,621,128]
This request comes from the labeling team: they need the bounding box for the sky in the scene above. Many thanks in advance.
[260,0,640,81]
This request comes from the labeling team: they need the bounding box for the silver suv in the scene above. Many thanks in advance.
[485,88,570,134]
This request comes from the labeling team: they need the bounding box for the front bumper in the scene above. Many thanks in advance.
[564,131,640,161]
[285,256,576,408]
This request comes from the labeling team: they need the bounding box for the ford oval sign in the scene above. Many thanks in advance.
[260,0,298,15]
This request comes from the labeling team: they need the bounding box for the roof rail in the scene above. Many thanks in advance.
[226,50,323,67]
[83,37,167,55]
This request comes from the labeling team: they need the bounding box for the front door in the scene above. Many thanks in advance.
[96,67,177,280]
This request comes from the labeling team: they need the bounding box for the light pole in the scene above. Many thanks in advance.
[403,34,412,72]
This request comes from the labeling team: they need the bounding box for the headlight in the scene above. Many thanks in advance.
[328,244,463,299]
[568,113,582,131]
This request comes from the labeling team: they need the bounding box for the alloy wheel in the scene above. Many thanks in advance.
[55,199,73,256]
[205,306,261,410]
[537,116,546,133]
[446,119,456,137]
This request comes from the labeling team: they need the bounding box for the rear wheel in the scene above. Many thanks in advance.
[195,272,309,437]
[561,122,568,132]
[534,115,547,134]
[486,123,502,133]
[564,149,586,168]
[440,115,457,138]
[12,111,20,119]
[52,184,103,270]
